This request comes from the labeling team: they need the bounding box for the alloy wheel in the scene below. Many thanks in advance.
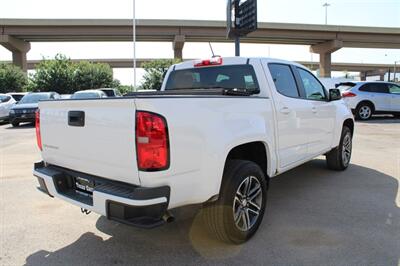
[359,106,371,119]
[233,176,263,232]
[342,133,352,166]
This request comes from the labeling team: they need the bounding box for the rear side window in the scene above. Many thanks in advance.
[268,64,299,98]
[165,65,259,90]
[359,83,389,93]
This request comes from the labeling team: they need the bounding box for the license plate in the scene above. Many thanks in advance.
[75,176,94,196]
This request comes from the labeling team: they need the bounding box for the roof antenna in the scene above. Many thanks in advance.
[209,42,216,57]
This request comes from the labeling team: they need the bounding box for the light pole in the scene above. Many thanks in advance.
[133,0,137,91]
[323,2,330,25]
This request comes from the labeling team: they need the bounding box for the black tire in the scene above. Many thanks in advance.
[202,160,267,244]
[393,113,400,119]
[326,126,352,171]
[11,122,19,127]
[355,102,373,120]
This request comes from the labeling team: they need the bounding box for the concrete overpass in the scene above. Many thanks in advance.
[1,19,399,77]
[8,58,392,81]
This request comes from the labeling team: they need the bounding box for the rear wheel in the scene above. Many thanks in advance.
[202,160,267,244]
[326,126,352,171]
[355,103,373,120]
[11,122,19,127]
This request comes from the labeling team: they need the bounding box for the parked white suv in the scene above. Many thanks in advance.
[338,81,400,120]
[33,57,354,243]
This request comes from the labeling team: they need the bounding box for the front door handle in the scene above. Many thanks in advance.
[280,107,291,114]
[312,107,317,113]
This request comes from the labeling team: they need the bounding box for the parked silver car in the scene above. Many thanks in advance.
[71,90,108,99]
[0,94,16,122]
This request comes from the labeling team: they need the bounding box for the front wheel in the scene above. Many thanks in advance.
[326,126,352,171]
[11,122,19,127]
[202,160,267,244]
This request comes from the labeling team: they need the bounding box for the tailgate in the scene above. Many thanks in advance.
[39,99,140,185]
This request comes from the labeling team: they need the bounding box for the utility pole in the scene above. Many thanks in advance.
[323,2,330,25]
[133,0,137,91]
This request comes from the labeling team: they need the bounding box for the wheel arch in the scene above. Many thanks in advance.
[343,118,354,136]
[356,100,375,112]
[224,141,270,182]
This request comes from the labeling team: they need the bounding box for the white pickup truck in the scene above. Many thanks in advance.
[33,57,354,244]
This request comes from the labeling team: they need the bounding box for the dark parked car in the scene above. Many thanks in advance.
[9,92,60,127]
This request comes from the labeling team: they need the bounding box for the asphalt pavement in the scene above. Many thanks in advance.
[0,118,399,266]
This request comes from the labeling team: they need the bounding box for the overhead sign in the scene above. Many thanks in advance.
[227,0,258,38]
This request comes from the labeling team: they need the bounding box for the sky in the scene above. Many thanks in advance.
[0,0,400,84]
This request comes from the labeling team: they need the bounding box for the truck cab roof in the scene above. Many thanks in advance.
[173,57,306,71]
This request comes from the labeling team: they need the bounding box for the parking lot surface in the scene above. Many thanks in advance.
[1,118,399,266]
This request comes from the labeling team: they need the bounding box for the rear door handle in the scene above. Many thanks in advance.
[312,107,317,113]
[280,107,291,114]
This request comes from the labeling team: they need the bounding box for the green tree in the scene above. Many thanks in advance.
[30,54,75,94]
[140,59,180,90]
[0,63,28,93]
[117,85,134,95]
[73,61,116,91]
[30,54,120,94]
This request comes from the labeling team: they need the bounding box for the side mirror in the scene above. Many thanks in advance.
[329,88,342,101]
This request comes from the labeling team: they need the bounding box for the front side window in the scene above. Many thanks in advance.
[297,68,326,101]
[268,64,299,98]
[389,84,400,94]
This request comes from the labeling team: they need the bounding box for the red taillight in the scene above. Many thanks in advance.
[35,109,42,151]
[342,91,357,98]
[136,111,169,171]
[194,57,223,67]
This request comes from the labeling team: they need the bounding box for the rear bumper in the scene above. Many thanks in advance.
[33,161,170,228]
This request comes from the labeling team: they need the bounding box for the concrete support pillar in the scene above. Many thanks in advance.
[379,73,385,81]
[12,51,28,72]
[0,35,31,72]
[360,71,367,81]
[173,35,185,60]
[310,39,343,78]
[319,53,332,78]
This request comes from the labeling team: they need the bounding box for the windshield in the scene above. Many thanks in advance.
[19,93,51,104]
[336,83,356,91]
[10,94,24,101]
[72,92,104,99]
[165,65,259,91]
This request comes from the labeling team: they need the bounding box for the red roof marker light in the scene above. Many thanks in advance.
[194,57,223,67]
